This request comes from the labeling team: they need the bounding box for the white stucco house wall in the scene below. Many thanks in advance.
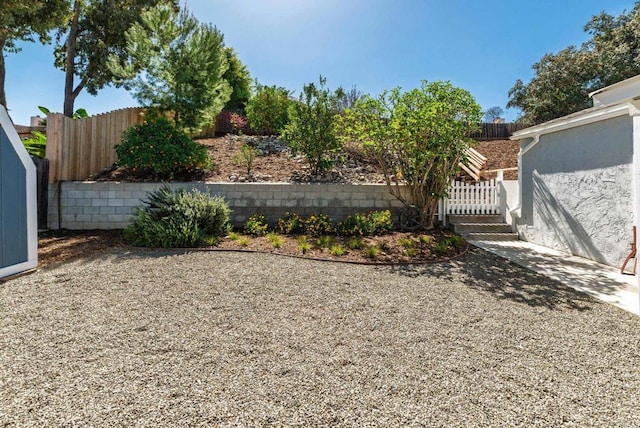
[510,74,640,268]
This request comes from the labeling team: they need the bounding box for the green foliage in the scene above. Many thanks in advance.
[346,237,365,250]
[109,4,231,131]
[232,142,260,175]
[445,234,465,248]
[418,234,433,244]
[237,236,250,247]
[0,0,68,107]
[222,47,252,111]
[303,214,336,237]
[282,76,343,175]
[338,81,482,229]
[227,231,241,241]
[125,185,231,247]
[330,244,345,257]
[244,214,269,236]
[508,3,640,124]
[267,232,283,249]
[433,241,449,256]
[399,237,415,249]
[297,236,311,254]
[245,83,292,135]
[315,235,336,249]
[116,118,211,180]
[22,131,47,158]
[337,210,393,237]
[277,212,306,235]
[363,246,379,259]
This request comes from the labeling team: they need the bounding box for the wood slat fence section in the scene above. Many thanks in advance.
[444,179,499,215]
[469,123,528,141]
[46,107,145,182]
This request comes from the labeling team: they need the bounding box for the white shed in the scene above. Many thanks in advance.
[0,105,37,278]
[511,74,640,268]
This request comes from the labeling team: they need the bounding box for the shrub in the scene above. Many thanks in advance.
[338,210,393,237]
[244,214,269,236]
[315,235,336,249]
[399,237,415,249]
[268,232,284,248]
[297,236,311,254]
[217,111,250,134]
[125,186,231,248]
[245,84,292,135]
[363,246,379,259]
[330,244,345,257]
[282,76,343,175]
[278,212,306,235]
[346,237,365,250]
[238,237,250,247]
[116,118,211,180]
[232,142,260,175]
[433,241,449,256]
[304,214,335,237]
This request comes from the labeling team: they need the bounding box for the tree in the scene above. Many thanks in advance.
[54,0,178,117]
[336,85,363,112]
[338,81,482,230]
[222,48,251,112]
[109,4,232,131]
[508,2,640,124]
[484,106,504,123]
[282,76,343,175]
[0,0,69,108]
[245,83,293,135]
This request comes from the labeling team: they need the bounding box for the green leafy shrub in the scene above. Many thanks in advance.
[297,236,311,254]
[22,131,47,158]
[244,214,269,236]
[232,142,260,175]
[433,241,450,256]
[338,210,393,236]
[125,186,231,248]
[282,76,343,174]
[116,118,211,180]
[399,237,415,249]
[278,212,306,235]
[245,84,293,135]
[446,234,465,248]
[347,237,365,250]
[268,232,284,248]
[363,246,379,259]
[238,237,250,247]
[315,235,336,249]
[330,244,345,256]
[303,214,335,237]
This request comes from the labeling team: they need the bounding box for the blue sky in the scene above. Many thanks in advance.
[5,0,636,125]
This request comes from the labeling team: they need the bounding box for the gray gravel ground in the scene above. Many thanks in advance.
[1,248,640,427]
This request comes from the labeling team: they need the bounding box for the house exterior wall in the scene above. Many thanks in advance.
[48,182,407,230]
[517,115,634,267]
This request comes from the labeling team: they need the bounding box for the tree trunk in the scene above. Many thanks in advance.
[63,0,82,117]
[0,38,7,109]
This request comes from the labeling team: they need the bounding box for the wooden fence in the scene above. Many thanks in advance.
[469,123,528,141]
[46,107,145,182]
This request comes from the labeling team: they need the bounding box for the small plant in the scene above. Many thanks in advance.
[363,246,380,259]
[330,244,345,257]
[244,214,269,236]
[304,214,335,236]
[232,142,260,175]
[404,247,417,257]
[418,234,433,244]
[433,241,449,256]
[22,131,47,158]
[297,236,311,254]
[124,185,231,248]
[446,234,465,248]
[227,231,241,241]
[116,118,211,180]
[278,212,305,235]
[376,241,390,252]
[268,232,283,249]
[315,235,336,249]
[347,237,365,250]
[399,237,415,249]
[203,235,219,246]
[338,210,393,237]
[237,237,250,247]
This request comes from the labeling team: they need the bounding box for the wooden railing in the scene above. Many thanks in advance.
[46,107,145,182]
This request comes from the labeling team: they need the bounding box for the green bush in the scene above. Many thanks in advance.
[244,214,269,236]
[245,84,292,135]
[337,210,393,236]
[303,214,335,237]
[277,212,306,235]
[116,118,211,180]
[282,76,343,175]
[125,186,230,248]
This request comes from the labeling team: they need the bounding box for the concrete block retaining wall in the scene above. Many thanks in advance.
[47,182,407,230]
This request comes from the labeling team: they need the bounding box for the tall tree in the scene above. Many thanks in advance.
[109,4,232,131]
[0,0,69,108]
[222,48,251,112]
[508,2,640,124]
[483,106,504,123]
[54,0,178,117]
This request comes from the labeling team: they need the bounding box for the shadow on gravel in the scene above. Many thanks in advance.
[392,247,594,312]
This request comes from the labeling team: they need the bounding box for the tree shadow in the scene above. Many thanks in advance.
[392,247,595,312]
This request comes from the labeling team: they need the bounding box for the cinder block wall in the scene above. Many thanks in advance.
[47,182,407,230]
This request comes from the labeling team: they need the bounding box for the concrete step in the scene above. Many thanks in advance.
[462,232,520,241]
[447,214,504,224]
[453,223,513,234]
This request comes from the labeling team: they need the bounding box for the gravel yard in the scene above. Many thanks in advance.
[2,248,640,427]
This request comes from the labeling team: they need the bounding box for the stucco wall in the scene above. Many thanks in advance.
[47,182,407,230]
[517,115,634,267]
